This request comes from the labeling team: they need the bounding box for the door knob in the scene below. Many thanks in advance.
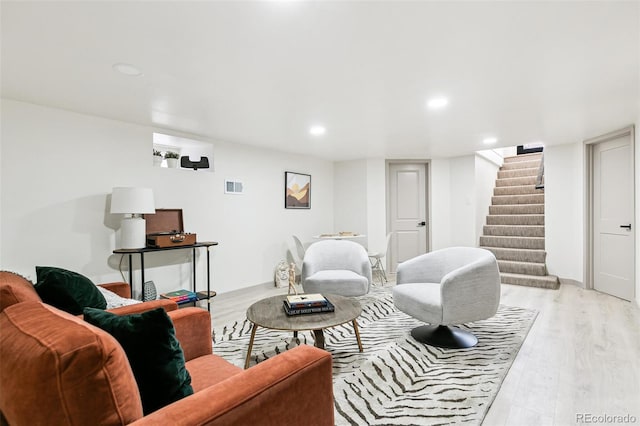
[620,224,632,230]
[417,221,426,227]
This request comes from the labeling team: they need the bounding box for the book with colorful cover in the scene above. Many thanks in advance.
[285,293,328,309]
[283,299,335,316]
[160,289,198,303]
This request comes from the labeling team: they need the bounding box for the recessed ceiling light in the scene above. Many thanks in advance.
[483,137,498,145]
[427,97,449,109]
[112,63,143,77]
[309,125,326,136]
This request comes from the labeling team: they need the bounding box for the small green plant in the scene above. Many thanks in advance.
[153,149,163,157]
[165,151,180,159]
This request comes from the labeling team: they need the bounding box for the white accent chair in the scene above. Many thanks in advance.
[393,247,501,348]
[290,235,307,277]
[368,232,392,285]
[292,235,306,261]
[302,240,372,297]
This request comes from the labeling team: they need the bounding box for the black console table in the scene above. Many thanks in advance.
[113,241,218,312]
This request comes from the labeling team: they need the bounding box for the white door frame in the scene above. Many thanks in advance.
[385,159,432,273]
[584,125,636,292]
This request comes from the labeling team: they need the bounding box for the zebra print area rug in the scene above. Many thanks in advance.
[212,287,537,425]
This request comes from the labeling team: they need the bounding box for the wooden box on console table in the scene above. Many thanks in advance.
[144,208,197,248]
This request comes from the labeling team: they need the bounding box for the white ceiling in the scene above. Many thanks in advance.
[2,1,639,161]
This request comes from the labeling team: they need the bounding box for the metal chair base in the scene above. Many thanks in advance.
[410,324,478,349]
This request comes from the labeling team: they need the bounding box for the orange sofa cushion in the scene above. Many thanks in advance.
[186,354,243,392]
[0,301,143,425]
[0,271,41,312]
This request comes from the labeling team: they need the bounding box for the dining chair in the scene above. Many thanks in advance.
[368,232,392,285]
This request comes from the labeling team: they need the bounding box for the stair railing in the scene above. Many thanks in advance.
[535,153,544,189]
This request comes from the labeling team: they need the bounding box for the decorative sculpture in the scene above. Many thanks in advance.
[288,262,298,295]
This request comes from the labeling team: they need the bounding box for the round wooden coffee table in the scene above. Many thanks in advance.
[244,294,363,369]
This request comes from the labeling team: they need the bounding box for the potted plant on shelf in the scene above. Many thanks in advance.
[165,151,180,168]
[153,149,163,167]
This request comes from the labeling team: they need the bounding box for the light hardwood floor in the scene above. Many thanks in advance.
[206,281,640,426]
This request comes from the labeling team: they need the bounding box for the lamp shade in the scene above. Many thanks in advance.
[110,187,155,214]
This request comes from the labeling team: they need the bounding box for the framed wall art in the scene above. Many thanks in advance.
[285,171,311,209]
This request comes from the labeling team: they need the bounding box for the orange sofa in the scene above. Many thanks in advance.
[0,272,335,425]
[0,270,178,315]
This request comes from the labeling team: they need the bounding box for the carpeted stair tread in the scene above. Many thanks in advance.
[497,260,547,276]
[503,153,542,163]
[486,214,545,225]
[494,185,543,196]
[500,160,542,171]
[482,152,556,290]
[491,194,544,205]
[480,246,547,263]
[489,204,544,215]
[498,168,540,179]
[483,225,545,237]
[500,272,560,289]
[479,235,545,249]
[495,176,538,187]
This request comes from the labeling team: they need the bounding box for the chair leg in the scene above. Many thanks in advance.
[379,260,387,284]
[410,324,478,349]
[369,257,387,285]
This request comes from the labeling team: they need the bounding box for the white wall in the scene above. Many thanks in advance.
[333,158,388,253]
[545,142,584,282]
[430,158,451,249]
[333,160,368,242]
[366,158,387,253]
[449,156,476,246]
[475,155,500,245]
[430,154,498,249]
[0,100,3,266]
[0,100,334,296]
[636,119,640,306]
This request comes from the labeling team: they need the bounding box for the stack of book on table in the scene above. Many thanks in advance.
[283,293,335,316]
[160,289,198,304]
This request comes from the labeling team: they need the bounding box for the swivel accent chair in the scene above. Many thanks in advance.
[301,240,372,297]
[393,247,501,348]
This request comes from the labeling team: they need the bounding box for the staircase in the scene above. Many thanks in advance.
[480,152,560,289]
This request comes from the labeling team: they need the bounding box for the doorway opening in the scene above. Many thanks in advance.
[386,161,430,275]
[584,126,636,301]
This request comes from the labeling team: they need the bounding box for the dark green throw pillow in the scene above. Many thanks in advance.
[83,307,194,414]
[34,266,107,315]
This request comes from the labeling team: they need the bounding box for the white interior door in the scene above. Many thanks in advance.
[388,162,428,273]
[593,134,635,301]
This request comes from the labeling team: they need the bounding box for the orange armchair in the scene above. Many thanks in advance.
[0,289,335,425]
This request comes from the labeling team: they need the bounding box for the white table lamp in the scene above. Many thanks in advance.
[111,187,155,249]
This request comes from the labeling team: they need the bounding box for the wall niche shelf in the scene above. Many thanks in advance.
[153,132,214,172]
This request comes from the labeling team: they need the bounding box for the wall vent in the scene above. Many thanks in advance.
[225,180,244,194]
